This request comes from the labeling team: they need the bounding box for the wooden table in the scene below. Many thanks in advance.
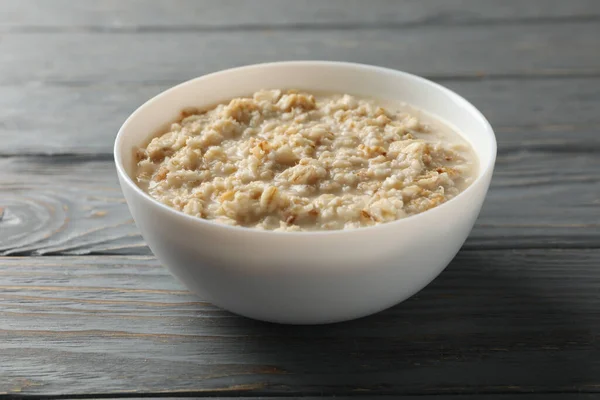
[1,1,599,399]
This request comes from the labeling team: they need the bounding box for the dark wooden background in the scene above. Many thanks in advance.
[1,1,599,399]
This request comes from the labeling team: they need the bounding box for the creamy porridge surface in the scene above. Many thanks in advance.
[135,90,477,231]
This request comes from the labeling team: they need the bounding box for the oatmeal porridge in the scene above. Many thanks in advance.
[135,90,477,231]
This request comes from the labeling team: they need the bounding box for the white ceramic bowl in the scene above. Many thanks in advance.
[115,61,496,324]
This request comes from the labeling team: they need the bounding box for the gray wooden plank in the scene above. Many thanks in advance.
[1,0,598,29]
[1,250,599,395]
[0,156,143,256]
[1,150,599,255]
[1,22,599,86]
[1,78,599,155]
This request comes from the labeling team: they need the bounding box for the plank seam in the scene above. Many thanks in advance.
[2,72,600,89]
[2,15,600,34]
[3,387,600,399]
[3,244,600,258]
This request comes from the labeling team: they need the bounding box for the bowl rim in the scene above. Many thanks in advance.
[114,60,497,236]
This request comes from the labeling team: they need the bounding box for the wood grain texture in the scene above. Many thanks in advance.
[0,156,141,255]
[1,149,599,255]
[2,78,599,155]
[1,250,599,395]
[2,0,598,29]
[1,22,599,87]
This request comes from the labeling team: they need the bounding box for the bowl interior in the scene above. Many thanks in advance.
[116,62,495,185]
